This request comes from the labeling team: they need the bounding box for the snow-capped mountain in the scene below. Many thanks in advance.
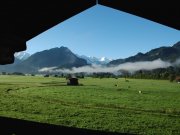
[14,51,31,60]
[99,57,112,62]
[77,55,113,65]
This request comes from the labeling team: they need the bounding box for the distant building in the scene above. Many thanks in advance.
[176,76,180,83]
[44,74,49,77]
[67,75,79,86]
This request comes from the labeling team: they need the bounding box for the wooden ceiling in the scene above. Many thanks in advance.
[0,0,179,64]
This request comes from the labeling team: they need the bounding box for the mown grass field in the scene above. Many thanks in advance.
[0,75,180,135]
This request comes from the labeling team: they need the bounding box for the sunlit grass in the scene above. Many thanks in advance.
[0,75,180,135]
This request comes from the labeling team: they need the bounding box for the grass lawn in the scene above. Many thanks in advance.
[0,75,180,135]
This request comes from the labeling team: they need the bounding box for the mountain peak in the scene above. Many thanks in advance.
[100,57,105,62]
[14,51,31,60]
[109,41,180,65]
[50,46,69,50]
[99,57,112,62]
[173,41,180,49]
[137,52,144,56]
[59,46,68,49]
[77,55,112,65]
[46,46,72,54]
[60,46,72,53]
[30,46,87,67]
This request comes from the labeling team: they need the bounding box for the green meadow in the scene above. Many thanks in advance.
[0,75,180,135]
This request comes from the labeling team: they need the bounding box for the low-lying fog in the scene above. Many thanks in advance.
[39,58,180,74]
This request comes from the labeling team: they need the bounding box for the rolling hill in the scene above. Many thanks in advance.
[0,47,88,73]
[109,41,180,65]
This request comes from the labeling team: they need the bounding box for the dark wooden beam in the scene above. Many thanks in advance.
[99,0,180,30]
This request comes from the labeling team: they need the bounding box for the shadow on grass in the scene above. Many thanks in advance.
[0,116,135,135]
[39,82,98,87]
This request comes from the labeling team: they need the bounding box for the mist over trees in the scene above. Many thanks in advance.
[119,66,180,82]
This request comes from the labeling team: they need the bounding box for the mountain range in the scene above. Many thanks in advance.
[0,41,179,73]
[14,52,31,60]
[77,55,112,65]
[14,50,112,65]
[109,41,180,65]
[0,47,88,73]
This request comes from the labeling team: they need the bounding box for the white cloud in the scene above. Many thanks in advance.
[173,58,180,66]
[38,67,57,72]
[38,59,172,74]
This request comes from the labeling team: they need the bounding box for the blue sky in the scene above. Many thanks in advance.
[26,5,180,60]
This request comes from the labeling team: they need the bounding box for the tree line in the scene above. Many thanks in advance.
[121,66,180,82]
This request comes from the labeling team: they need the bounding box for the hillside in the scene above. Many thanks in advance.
[109,41,180,65]
[22,47,87,68]
[0,47,88,73]
[77,55,112,65]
